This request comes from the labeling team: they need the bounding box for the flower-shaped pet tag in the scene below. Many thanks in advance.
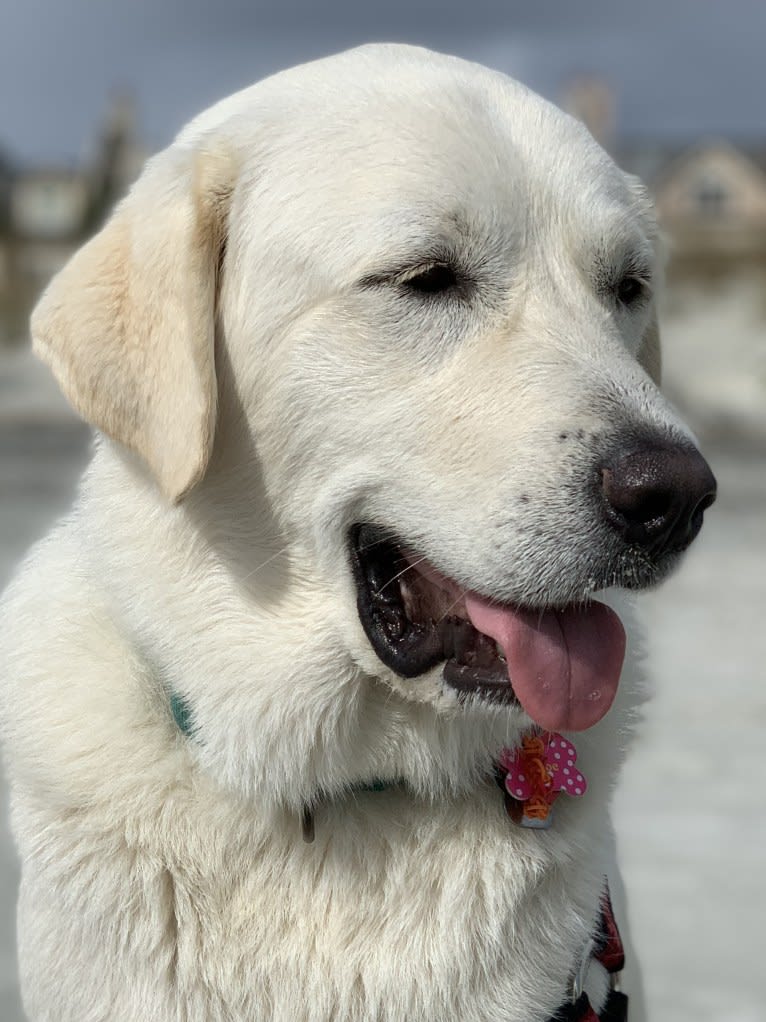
[498,732,587,828]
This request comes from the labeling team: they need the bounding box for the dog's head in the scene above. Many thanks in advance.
[32,45,715,803]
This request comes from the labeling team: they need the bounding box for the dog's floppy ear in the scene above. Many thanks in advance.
[637,311,662,386]
[31,144,235,502]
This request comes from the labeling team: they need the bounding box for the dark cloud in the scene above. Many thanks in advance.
[1,0,765,164]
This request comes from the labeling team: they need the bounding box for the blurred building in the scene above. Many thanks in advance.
[0,97,146,344]
[564,76,766,266]
[564,78,766,443]
[621,141,766,276]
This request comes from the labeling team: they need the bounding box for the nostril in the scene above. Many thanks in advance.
[601,469,673,533]
[630,487,673,528]
[600,441,716,555]
[696,491,717,516]
[681,488,717,548]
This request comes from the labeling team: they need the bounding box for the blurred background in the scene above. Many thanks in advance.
[1,2,764,1019]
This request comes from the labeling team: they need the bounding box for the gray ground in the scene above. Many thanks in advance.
[0,355,764,1021]
[614,448,766,1022]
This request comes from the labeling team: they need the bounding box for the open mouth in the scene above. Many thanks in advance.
[349,524,627,732]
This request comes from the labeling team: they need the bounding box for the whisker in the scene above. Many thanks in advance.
[436,590,468,623]
[358,531,398,552]
[374,554,429,597]
[238,545,291,584]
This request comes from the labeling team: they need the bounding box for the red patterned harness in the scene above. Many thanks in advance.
[549,887,628,1021]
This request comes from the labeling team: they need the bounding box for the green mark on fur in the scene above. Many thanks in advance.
[358,780,389,793]
[170,691,194,737]
[168,689,388,795]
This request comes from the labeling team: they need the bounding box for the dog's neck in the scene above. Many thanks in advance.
[79,443,640,846]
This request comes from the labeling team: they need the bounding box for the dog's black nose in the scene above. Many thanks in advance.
[601,442,716,556]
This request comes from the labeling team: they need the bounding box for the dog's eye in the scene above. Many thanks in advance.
[401,263,459,295]
[358,260,466,299]
[615,275,646,307]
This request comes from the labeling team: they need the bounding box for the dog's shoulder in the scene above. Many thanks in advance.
[0,514,161,794]
[1,517,94,698]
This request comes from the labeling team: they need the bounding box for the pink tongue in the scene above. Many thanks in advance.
[464,594,626,732]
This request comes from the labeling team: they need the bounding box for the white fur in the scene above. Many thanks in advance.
[0,44,695,1021]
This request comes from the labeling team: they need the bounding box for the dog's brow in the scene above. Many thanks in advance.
[357,244,460,289]
[353,207,478,288]
[593,237,654,282]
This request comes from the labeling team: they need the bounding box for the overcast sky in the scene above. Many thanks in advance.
[1,0,765,165]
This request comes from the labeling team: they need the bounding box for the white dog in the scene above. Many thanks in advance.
[0,45,715,1022]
